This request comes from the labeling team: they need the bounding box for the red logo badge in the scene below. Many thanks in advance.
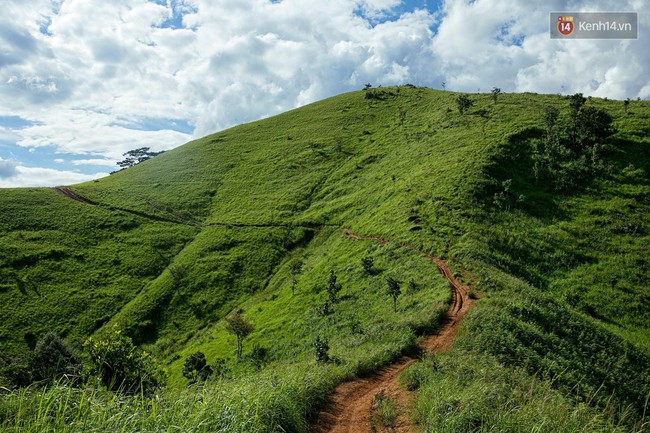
[557,16,574,36]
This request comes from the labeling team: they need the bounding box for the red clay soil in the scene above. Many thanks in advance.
[310,230,475,433]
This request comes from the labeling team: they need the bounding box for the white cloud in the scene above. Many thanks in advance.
[12,109,191,160]
[71,158,118,167]
[0,164,104,187]
[0,158,18,179]
[0,0,648,187]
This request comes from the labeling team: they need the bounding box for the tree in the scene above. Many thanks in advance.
[543,105,559,141]
[29,332,82,384]
[182,351,212,384]
[288,258,303,296]
[326,269,342,303]
[455,94,473,115]
[116,147,164,170]
[574,106,614,149]
[491,87,501,104]
[361,256,374,274]
[225,313,254,360]
[569,93,586,119]
[84,325,163,394]
[385,277,402,312]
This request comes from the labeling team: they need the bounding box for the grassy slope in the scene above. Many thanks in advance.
[0,87,648,431]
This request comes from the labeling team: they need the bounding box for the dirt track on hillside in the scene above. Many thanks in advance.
[54,187,98,205]
[310,230,474,433]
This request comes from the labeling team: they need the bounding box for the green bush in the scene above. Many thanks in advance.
[85,325,164,394]
[313,336,330,364]
[29,332,82,384]
[182,352,212,384]
[456,94,473,114]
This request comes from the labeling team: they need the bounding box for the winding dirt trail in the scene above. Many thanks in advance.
[310,230,474,433]
[54,185,473,430]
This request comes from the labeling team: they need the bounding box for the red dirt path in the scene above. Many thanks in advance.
[310,230,475,433]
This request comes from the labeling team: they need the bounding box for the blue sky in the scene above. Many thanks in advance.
[0,0,648,187]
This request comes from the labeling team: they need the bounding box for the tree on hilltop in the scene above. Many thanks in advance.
[491,87,501,104]
[116,147,164,170]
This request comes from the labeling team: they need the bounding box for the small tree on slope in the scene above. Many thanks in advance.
[225,313,254,360]
[386,276,402,313]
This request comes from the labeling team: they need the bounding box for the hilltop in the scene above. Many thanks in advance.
[0,86,648,432]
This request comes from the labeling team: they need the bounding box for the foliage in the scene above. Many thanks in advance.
[29,332,82,385]
[313,336,330,364]
[457,285,650,423]
[326,269,342,304]
[116,147,164,170]
[84,326,163,394]
[455,94,473,114]
[410,352,629,432]
[182,351,212,384]
[225,313,254,360]
[574,105,615,148]
[244,344,269,369]
[0,86,648,431]
[361,256,374,274]
[385,276,402,312]
[490,87,501,103]
[288,257,303,296]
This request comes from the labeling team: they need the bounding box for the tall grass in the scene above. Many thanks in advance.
[0,364,339,433]
[404,352,641,433]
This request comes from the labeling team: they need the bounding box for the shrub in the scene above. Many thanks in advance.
[84,325,163,394]
[313,336,330,363]
[182,351,212,384]
[246,344,269,369]
[29,332,82,384]
[326,270,342,303]
[361,256,374,274]
[455,95,473,115]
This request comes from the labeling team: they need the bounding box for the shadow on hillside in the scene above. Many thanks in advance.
[476,127,566,220]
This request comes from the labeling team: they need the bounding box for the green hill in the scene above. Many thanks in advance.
[0,87,648,432]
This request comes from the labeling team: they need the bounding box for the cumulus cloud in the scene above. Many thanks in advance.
[0,158,18,179]
[14,109,191,160]
[0,0,648,187]
[0,164,106,188]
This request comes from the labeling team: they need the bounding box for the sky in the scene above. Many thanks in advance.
[0,0,648,187]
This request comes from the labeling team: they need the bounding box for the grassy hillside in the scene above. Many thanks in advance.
[0,86,648,431]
